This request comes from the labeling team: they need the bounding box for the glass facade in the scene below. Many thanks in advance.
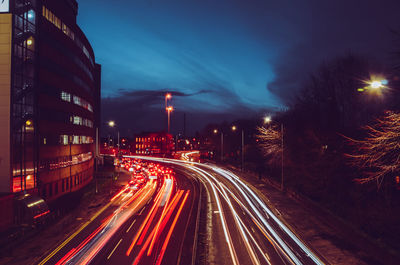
[11,0,38,193]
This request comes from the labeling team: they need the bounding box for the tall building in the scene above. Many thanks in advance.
[0,0,101,230]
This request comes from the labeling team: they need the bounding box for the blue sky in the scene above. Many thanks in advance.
[76,0,400,135]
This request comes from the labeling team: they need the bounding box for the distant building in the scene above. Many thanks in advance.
[133,132,174,156]
[0,0,100,230]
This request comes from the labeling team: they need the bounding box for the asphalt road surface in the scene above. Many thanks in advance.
[129,156,326,265]
[37,164,201,265]
[38,155,325,265]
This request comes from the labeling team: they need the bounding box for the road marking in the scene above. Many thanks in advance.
[213,210,219,214]
[107,238,123,260]
[251,227,256,233]
[139,207,145,215]
[126,219,136,233]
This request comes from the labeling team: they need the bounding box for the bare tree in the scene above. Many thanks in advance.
[345,111,400,188]
[256,126,282,164]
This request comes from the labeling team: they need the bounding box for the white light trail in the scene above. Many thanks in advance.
[125,155,325,265]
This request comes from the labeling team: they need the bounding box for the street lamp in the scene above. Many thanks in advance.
[231,125,245,171]
[165,93,172,108]
[358,75,389,95]
[263,115,272,124]
[264,115,285,191]
[166,106,174,134]
[108,120,119,156]
[214,129,224,161]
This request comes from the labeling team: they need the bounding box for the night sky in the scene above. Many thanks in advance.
[77,0,400,136]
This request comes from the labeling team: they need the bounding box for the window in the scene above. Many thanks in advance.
[73,135,79,144]
[73,116,82,125]
[73,95,81,105]
[61,91,71,102]
[60,135,68,145]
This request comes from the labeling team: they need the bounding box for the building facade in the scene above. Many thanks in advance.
[0,0,100,229]
[133,132,174,156]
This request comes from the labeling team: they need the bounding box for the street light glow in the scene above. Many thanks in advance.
[166,106,174,112]
[370,80,383,89]
[360,75,389,95]
[165,93,172,99]
[213,129,218,134]
[263,115,272,124]
[108,120,115,127]
[232,125,237,131]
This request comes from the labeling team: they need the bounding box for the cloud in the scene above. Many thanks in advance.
[266,0,400,104]
[101,87,273,136]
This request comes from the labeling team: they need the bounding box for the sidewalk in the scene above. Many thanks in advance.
[0,170,130,265]
[226,166,399,265]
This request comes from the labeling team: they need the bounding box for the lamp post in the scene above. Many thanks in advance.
[264,115,284,191]
[165,93,172,108]
[231,125,245,171]
[214,129,224,161]
[108,120,119,156]
[165,93,173,134]
[166,106,173,134]
[95,127,99,193]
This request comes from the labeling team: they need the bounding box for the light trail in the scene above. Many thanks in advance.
[130,188,190,265]
[126,155,325,265]
[56,180,156,265]
[155,190,190,265]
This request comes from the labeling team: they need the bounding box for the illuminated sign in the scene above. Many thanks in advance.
[0,0,9,13]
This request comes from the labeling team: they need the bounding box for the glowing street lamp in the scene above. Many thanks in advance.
[231,125,245,171]
[263,115,272,124]
[165,93,172,108]
[166,106,173,134]
[108,120,119,156]
[358,75,389,95]
[214,129,224,161]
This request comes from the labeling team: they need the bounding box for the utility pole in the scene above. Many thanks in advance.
[281,123,284,191]
[221,132,224,162]
[241,129,244,171]
[95,127,99,193]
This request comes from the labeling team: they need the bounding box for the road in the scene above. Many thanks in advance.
[38,155,325,265]
[37,165,201,265]
[129,156,326,265]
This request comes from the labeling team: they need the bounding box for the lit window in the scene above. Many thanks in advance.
[73,116,82,125]
[61,91,71,102]
[73,95,81,106]
[60,135,68,145]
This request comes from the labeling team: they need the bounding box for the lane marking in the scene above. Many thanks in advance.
[126,219,136,233]
[107,238,123,260]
